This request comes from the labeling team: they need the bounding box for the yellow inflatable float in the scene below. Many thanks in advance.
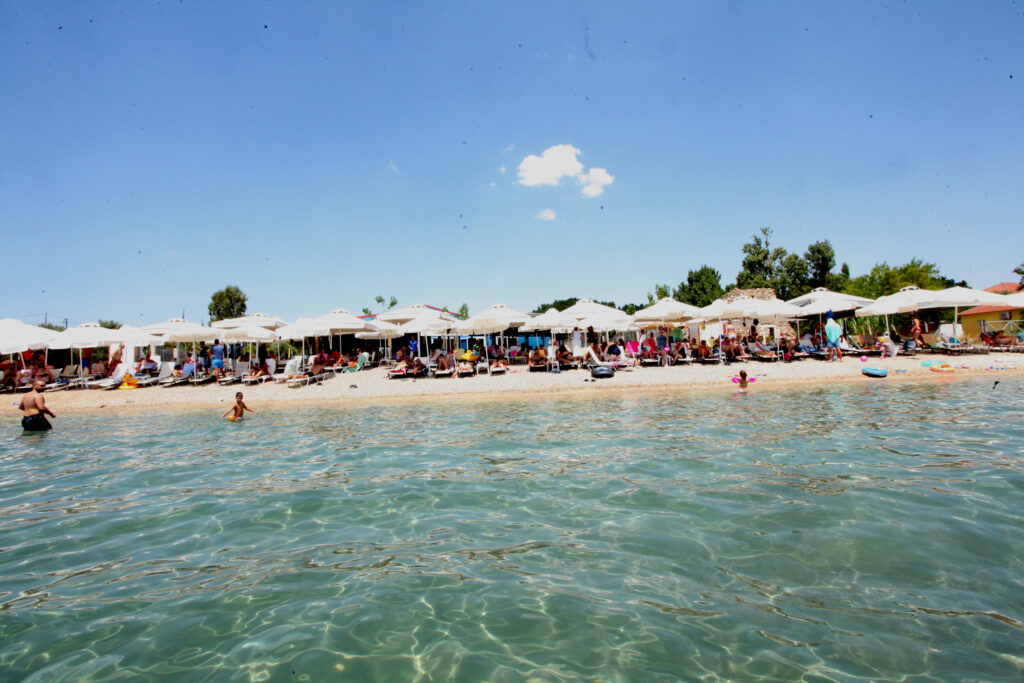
[929,364,955,374]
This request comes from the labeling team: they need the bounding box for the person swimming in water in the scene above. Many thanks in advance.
[20,378,56,431]
[223,392,256,421]
[737,370,750,394]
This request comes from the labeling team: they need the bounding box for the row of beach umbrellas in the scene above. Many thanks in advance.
[3,285,1020,359]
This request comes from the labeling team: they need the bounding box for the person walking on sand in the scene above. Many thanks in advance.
[223,392,256,422]
[210,339,226,380]
[19,378,56,431]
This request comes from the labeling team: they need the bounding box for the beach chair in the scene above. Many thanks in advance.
[86,365,127,390]
[488,362,508,375]
[287,371,327,388]
[45,365,79,391]
[746,342,777,362]
[218,361,249,385]
[585,347,633,371]
[274,358,304,383]
[160,365,194,387]
[137,362,174,387]
[342,352,369,373]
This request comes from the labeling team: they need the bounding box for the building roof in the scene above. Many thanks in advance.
[961,282,1022,316]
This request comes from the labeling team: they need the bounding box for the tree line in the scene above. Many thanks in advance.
[535,227,986,315]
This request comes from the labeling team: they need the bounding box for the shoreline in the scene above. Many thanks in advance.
[37,353,1024,416]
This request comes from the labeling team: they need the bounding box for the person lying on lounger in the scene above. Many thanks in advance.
[557,343,575,366]
[528,347,547,368]
[245,359,269,379]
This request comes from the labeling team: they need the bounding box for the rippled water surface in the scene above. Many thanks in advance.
[2,376,1024,681]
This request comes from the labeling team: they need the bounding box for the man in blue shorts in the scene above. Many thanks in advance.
[210,339,226,380]
[824,311,843,361]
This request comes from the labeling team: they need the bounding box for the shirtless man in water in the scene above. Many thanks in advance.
[20,379,56,431]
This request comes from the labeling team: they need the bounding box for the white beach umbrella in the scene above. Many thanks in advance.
[218,324,279,342]
[0,318,59,355]
[468,303,531,328]
[561,299,634,333]
[914,286,1012,337]
[48,322,123,350]
[633,297,702,323]
[914,286,1010,310]
[998,291,1024,308]
[114,325,162,346]
[142,318,219,343]
[356,320,404,340]
[276,318,331,340]
[211,313,287,330]
[699,296,802,322]
[855,286,939,317]
[312,308,373,333]
[376,304,458,326]
[520,308,575,333]
[787,288,875,316]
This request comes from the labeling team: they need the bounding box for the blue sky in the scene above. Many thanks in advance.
[2,1,1022,326]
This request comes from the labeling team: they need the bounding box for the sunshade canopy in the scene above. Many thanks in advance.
[211,313,287,330]
[914,286,1011,310]
[787,287,875,316]
[699,296,803,321]
[47,322,126,350]
[142,318,219,343]
[0,318,60,354]
[519,308,576,333]
[855,286,942,317]
[633,297,701,323]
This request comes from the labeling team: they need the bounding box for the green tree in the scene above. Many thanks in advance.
[98,319,121,329]
[736,227,787,289]
[804,240,836,289]
[39,322,65,331]
[208,285,247,322]
[646,283,671,305]
[1014,262,1024,285]
[774,253,810,300]
[532,297,579,313]
[457,303,469,318]
[827,263,851,293]
[844,259,948,299]
[674,265,724,307]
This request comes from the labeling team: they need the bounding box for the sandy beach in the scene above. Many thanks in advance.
[37,352,1023,415]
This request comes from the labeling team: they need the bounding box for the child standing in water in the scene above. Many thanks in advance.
[737,370,750,394]
[223,392,256,421]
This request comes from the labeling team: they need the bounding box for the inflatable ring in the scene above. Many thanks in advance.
[731,376,755,383]
[863,367,887,378]
[930,364,955,374]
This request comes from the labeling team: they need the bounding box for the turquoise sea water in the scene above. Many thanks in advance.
[1,376,1023,681]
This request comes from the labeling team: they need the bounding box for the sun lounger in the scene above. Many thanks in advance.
[287,371,329,388]
[86,366,128,390]
[341,353,369,373]
[45,365,79,391]
[188,372,217,385]
[218,361,249,385]
[585,347,633,371]
[136,362,174,387]
[160,366,194,387]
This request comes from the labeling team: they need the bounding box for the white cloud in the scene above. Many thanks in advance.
[517,144,614,197]
[517,144,584,187]
[489,181,497,187]
[498,165,506,174]
[535,208,557,221]
[579,167,614,197]
[389,160,401,175]
[502,144,515,153]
